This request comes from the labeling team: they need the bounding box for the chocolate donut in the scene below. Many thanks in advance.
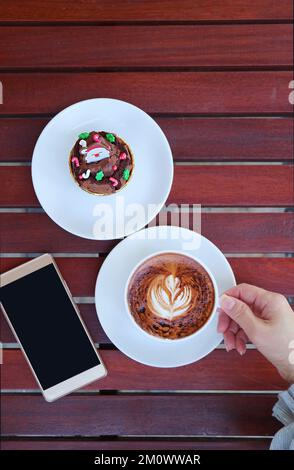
[69,131,134,195]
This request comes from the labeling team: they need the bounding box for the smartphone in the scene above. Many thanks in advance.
[0,254,107,402]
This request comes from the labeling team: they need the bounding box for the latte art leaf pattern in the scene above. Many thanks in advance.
[148,274,193,319]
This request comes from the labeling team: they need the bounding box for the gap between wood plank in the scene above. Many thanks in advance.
[0,207,292,213]
[0,390,281,395]
[0,20,293,26]
[0,113,292,119]
[0,252,293,257]
[0,66,293,73]
[0,434,274,439]
[1,161,291,166]
[0,435,272,439]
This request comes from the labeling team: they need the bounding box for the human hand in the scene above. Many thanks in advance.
[217,283,294,383]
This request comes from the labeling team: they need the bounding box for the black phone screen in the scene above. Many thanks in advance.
[1,263,100,389]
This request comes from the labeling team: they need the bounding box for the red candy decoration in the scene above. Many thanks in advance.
[92,133,100,142]
[112,165,118,171]
[119,152,127,160]
[109,177,118,187]
[71,157,80,168]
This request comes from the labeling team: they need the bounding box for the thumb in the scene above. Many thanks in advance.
[220,294,259,339]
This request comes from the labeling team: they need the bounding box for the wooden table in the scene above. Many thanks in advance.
[1,0,293,451]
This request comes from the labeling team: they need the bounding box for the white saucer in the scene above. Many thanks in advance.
[32,98,173,240]
[95,226,236,368]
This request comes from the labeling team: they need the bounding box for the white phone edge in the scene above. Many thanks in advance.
[0,253,107,402]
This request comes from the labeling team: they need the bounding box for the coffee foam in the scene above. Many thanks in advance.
[127,253,215,340]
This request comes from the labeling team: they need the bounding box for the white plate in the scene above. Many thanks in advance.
[32,98,173,240]
[95,226,236,368]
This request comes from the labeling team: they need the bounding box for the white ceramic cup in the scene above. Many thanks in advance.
[124,250,219,342]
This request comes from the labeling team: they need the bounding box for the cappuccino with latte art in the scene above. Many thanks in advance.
[126,252,216,340]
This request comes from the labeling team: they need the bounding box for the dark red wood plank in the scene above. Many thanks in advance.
[0,117,293,162]
[0,118,49,162]
[159,117,294,162]
[0,25,292,69]
[169,166,294,206]
[0,438,271,450]
[1,394,280,436]
[1,349,287,391]
[1,166,37,207]
[2,165,293,207]
[0,0,292,21]
[1,257,293,298]
[1,212,293,253]
[2,296,293,345]
[229,258,294,294]
[0,72,292,115]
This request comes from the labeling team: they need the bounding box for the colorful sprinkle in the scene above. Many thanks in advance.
[119,152,127,160]
[92,133,100,142]
[81,169,91,179]
[95,170,104,181]
[79,139,87,147]
[109,177,118,187]
[106,133,115,143]
[79,132,90,139]
[71,157,80,168]
[78,174,83,180]
[123,168,130,181]
[112,165,118,171]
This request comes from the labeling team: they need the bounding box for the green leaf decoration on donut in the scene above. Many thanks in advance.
[79,132,90,139]
[95,170,104,181]
[123,168,130,181]
[106,133,115,143]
